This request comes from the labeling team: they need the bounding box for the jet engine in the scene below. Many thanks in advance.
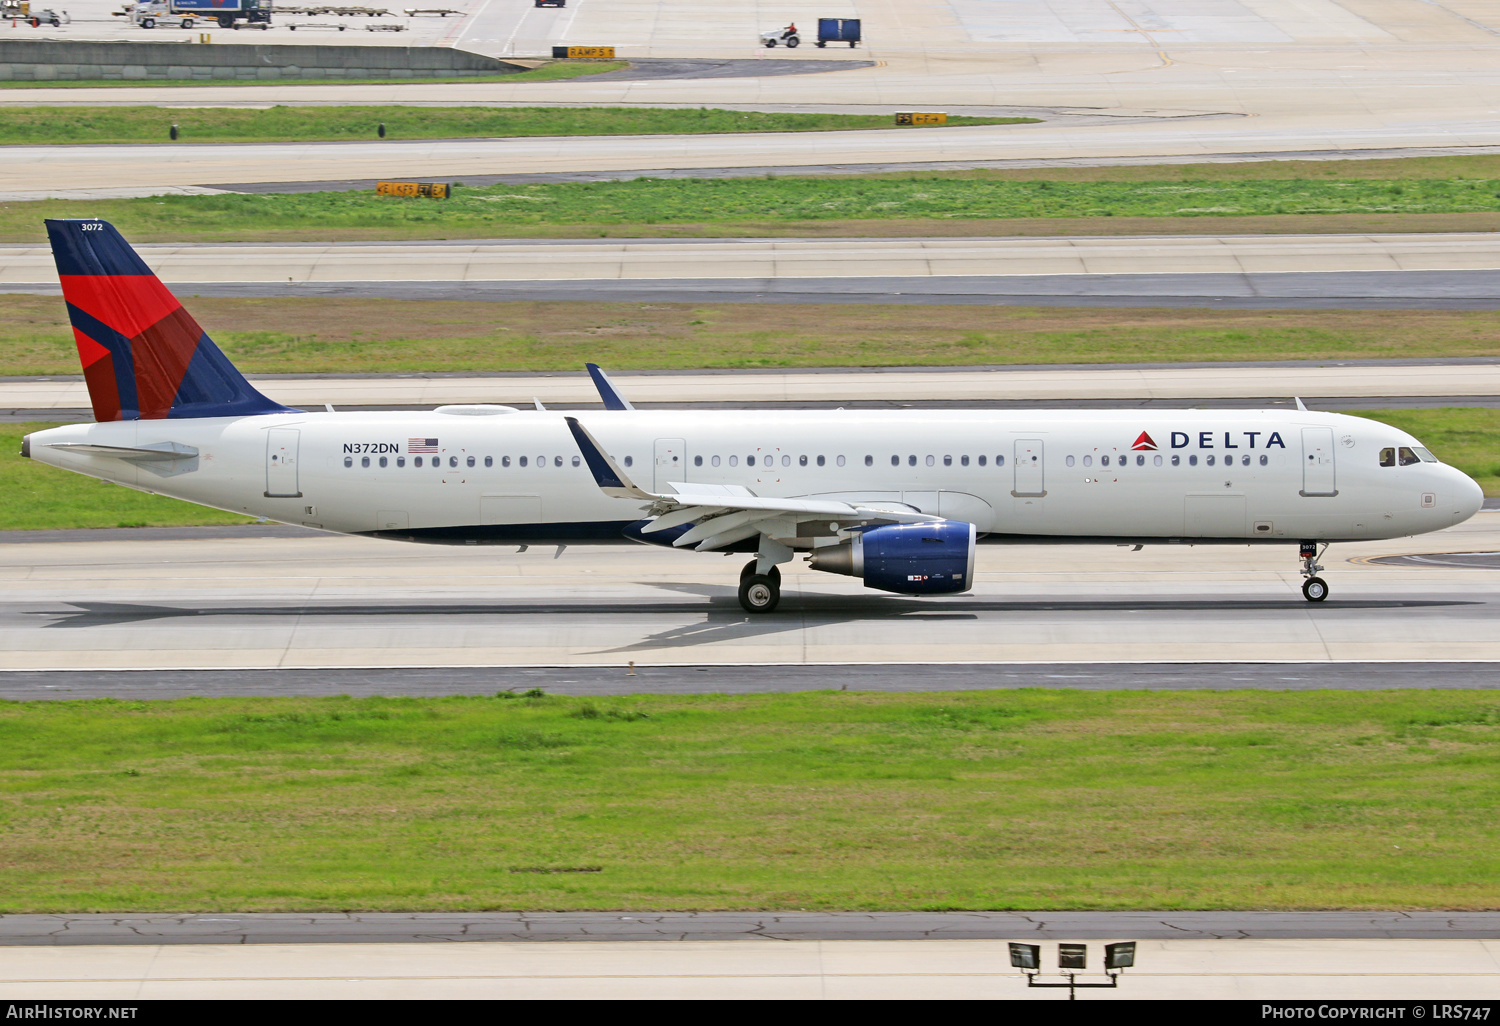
[808,520,976,595]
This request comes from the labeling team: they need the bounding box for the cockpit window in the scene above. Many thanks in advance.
[1412,446,1439,463]
[1398,446,1421,466]
[1379,447,1395,468]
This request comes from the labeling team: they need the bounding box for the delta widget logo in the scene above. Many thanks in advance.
[1131,432,1158,451]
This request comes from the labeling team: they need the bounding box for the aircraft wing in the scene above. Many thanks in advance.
[565,416,939,550]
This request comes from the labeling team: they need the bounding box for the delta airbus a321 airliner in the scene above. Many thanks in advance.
[21,220,1485,613]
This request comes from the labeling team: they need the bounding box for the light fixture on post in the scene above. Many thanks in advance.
[1010,941,1136,999]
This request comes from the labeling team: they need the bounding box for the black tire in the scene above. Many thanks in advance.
[49,17,59,25]
[763,38,775,47]
[739,574,780,614]
[1302,576,1329,602]
[218,14,234,27]
[786,35,799,47]
[181,17,193,27]
[740,561,782,584]
[140,17,153,27]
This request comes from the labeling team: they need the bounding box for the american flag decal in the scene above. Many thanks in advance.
[408,438,439,453]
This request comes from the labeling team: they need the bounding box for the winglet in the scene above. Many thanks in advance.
[586,363,636,411]
[1294,397,1309,412]
[564,416,655,500]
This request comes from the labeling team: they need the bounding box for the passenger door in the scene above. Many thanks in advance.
[1300,427,1337,496]
[264,428,300,498]
[1012,439,1045,496]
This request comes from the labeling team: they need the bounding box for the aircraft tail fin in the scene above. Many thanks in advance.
[45,218,297,422]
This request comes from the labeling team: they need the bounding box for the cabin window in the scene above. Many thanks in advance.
[692,455,701,467]
[466,456,475,468]
[1066,455,1075,467]
[572,456,580,467]
[1241,454,1250,466]
[483,456,492,468]
[1171,455,1179,466]
[1206,455,1216,466]
[623,456,633,467]
[908,455,917,467]
[344,456,353,468]
[1136,454,1145,466]
[891,455,899,466]
[554,456,563,467]
[379,456,388,468]
[837,455,846,467]
[747,455,756,467]
[729,455,738,467]
[415,456,424,467]
[398,456,406,467]
[1153,455,1162,466]
[1189,455,1198,466]
[978,455,987,466]
[801,455,810,466]
[1101,455,1110,467]
[444,456,454,468]
[501,456,510,468]
[942,455,952,467]
[1398,446,1421,466]
[1380,447,1395,467]
[361,456,370,468]
[519,456,527,467]
[782,455,791,467]
[1259,454,1268,466]
[961,455,969,466]
[712,455,721,467]
[864,455,873,467]
[926,455,935,467]
[816,455,824,467]
[1083,455,1092,467]
[996,455,1005,467]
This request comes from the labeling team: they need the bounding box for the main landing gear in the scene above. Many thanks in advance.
[1300,540,1329,602]
[739,561,781,614]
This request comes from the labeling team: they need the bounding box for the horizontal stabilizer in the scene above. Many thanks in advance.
[46,441,199,461]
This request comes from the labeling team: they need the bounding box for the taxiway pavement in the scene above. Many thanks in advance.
[2,514,1496,670]
[2,937,1497,999]
[8,362,1500,412]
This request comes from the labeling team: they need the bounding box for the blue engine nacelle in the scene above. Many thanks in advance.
[808,520,976,595]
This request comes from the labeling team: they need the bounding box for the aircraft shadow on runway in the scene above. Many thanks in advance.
[29,594,1478,637]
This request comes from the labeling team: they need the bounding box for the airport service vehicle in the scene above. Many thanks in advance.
[23,220,1486,614]
[125,0,193,27]
[816,17,860,47]
[761,23,800,47]
[169,0,270,28]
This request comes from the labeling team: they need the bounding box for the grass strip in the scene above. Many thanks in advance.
[0,61,628,89]
[0,105,1034,146]
[6,296,1500,376]
[6,156,1500,243]
[1,690,1497,912]
[5,408,1494,532]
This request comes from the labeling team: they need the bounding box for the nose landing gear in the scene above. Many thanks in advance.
[1299,540,1329,602]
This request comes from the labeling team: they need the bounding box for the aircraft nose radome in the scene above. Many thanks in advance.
[1453,469,1485,521]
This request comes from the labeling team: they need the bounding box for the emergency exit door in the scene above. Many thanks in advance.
[1012,439,1045,496]
[654,437,686,491]
[265,428,301,498]
[1300,427,1337,496]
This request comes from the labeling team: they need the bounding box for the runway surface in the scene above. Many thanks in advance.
[7,362,1500,412]
[11,235,1499,284]
[3,661,1497,700]
[4,911,1497,945]
[3,936,1498,999]
[2,515,1496,670]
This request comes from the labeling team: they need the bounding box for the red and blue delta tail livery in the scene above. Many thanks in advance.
[46,218,296,422]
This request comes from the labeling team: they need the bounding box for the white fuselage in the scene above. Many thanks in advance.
[25,407,1484,547]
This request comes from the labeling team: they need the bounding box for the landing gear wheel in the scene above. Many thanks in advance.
[740,560,781,584]
[1302,576,1329,602]
[739,574,780,614]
